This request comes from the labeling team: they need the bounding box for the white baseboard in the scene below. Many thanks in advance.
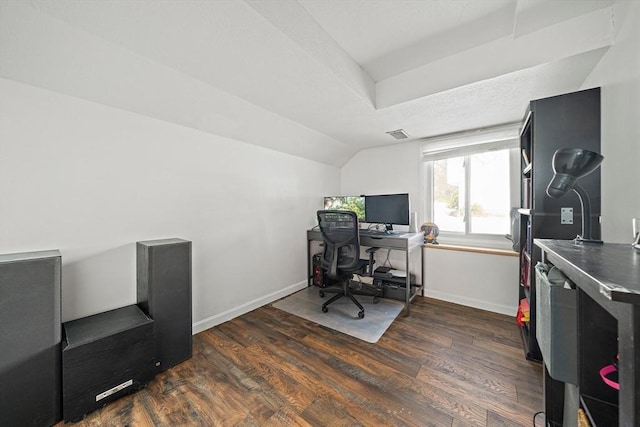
[424,289,516,317]
[192,281,308,335]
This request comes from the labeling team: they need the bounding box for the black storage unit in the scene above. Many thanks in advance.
[0,250,62,427]
[137,238,192,373]
[372,267,421,301]
[517,88,601,426]
[62,304,155,422]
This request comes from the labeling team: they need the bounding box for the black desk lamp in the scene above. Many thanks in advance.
[546,148,604,243]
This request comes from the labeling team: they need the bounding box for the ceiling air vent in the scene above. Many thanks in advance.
[386,129,410,140]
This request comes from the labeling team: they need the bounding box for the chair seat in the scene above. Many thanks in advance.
[331,257,369,279]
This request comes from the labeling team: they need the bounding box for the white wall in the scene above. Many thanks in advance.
[423,249,518,315]
[0,79,339,328]
[583,0,640,243]
[340,141,422,205]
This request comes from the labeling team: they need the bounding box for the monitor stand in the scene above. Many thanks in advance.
[384,224,403,235]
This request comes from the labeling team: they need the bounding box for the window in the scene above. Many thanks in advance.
[423,124,520,248]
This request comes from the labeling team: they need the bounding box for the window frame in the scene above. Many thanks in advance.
[422,124,521,250]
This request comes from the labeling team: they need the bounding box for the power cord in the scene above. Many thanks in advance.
[532,411,544,426]
[382,249,392,268]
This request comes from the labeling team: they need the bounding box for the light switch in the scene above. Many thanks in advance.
[561,207,573,224]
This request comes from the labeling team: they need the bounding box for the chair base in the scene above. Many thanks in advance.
[321,280,365,319]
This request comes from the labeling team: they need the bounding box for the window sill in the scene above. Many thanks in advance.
[434,234,514,250]
[423,243,518,257]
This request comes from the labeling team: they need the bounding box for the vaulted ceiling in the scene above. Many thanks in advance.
[0,0,615,166]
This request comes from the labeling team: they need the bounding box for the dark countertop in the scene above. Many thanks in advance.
[534,239,640,305]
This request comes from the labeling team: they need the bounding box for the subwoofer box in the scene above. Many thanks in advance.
[137,238,192,373]
[0,250,62,427]
[62,305,155,422]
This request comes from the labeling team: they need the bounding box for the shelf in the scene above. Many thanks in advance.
[581,395,618,427]
[424,244,517,257]
[518,324,542,362]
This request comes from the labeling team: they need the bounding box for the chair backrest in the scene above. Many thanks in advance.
[316,210,360,279]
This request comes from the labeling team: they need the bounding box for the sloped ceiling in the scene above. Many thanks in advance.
[0,0,614,166]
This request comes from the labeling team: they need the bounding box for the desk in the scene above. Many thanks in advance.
[535,239,640,426]
[307,229,424,315]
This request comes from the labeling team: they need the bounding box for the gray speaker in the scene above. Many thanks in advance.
[0,250,62,427]
[409,211,418,233]
[137,238,192,373]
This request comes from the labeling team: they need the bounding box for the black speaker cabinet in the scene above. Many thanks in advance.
[62,305,155,422]
[0,250,62,427]
[137,238,192,373]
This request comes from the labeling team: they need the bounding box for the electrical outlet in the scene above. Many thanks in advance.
[561,207,573,224]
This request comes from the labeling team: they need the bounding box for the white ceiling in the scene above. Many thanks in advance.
[0,0,615,166]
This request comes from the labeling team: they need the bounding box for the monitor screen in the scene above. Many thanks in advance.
[364,193,410,227]
[323,196,365,221]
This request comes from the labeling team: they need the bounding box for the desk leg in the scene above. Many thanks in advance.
[404,249,411,316]
[618,304,640,426]
[307,240,312,287]
[420,246,425,296]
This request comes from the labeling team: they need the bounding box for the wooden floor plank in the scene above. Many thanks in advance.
[58,295,542,426]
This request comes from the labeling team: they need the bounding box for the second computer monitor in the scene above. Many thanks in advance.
[364,193,410,231]
[323,196,365,221]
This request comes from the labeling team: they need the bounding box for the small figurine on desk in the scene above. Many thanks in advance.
[420,222,439,244]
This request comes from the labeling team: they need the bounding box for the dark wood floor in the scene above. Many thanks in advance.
[63,295,543,426]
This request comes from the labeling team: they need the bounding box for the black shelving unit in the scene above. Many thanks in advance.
[518,109,540,362]
[516,87,602,364]
[517,88,602,426]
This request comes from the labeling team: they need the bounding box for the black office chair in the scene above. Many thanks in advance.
[316,210,370,319]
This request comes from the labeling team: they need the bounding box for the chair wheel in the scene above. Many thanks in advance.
[358,311,365,319]
[319,291,325,297]
[322,306,328,313]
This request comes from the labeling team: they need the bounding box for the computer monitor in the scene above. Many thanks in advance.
[323,196,365,221]
[364,193,410,231]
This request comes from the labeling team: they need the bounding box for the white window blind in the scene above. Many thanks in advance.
[422,122,521,161]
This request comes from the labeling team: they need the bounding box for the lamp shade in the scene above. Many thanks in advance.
[546,148,604,198]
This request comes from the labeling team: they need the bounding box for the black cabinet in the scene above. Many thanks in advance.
[517,87,602,362]
[0,250,62,427]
